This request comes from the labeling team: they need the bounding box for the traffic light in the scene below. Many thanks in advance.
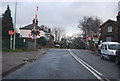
[92,33,100,39]
[31,30,40,35]
[93,34,98,37]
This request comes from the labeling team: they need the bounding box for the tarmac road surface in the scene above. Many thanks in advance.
[3,49,120,81]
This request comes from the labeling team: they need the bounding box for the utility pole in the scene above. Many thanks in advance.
[13,0,17,50]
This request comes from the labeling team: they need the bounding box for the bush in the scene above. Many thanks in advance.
[37,37,47,46]
[88,40,96,51]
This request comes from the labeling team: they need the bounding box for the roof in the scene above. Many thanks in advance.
[20,24,42,30]
[100,19,120,28]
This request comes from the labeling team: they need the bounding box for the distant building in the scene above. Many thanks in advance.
[100,12,120,43]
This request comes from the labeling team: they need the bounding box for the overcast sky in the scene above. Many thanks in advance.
[1,0,120,36]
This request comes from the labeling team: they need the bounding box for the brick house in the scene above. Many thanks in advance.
[100,12,120,43]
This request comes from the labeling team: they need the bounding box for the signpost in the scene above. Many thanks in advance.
[8,30,14,49]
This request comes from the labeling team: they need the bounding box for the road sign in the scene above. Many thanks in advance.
[8,30,14,35]
[8,30,14,49]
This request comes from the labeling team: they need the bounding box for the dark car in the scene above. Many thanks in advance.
[116,45,120,65]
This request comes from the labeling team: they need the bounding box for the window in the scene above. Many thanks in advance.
[105,45,107,50]
[108,25,112,32]
[118,45,120,50]
[108,44,118,50]
[106,37,112,42]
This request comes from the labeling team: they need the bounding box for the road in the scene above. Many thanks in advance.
[3,49,120,81]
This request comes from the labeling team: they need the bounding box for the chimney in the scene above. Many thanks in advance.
[36,19,38,25]
[33,19,35,24]
[117,12,120,22]
[32,19,38,25]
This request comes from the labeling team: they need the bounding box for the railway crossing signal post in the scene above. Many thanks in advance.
[32,6,39,50]
[31,29,40,50]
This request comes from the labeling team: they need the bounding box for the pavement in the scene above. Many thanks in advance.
[2,48,48,77]
[3,49,119,80]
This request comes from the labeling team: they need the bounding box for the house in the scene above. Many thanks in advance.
[100,12,120,43]
[19,19,53,49]
[19,19,45,39]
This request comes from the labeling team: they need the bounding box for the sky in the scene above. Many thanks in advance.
[1,0,120,36]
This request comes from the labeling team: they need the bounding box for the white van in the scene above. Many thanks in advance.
[100,42,119,61]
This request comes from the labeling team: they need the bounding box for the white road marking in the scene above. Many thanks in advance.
[68,49,106,81]
[72,51,102,76]
[72,49,102,75]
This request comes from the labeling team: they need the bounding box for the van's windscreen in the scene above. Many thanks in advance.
[118,45,120,50]
[108,44,118,50]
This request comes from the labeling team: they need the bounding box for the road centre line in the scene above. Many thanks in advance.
[71,50,110,81]
[72,49,102,76]
[68,49,108,81]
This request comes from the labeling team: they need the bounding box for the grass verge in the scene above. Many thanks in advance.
[2,48,38,52]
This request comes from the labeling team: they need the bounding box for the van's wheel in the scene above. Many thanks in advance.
[107,55,111,61]
[101,54,103,59]
[116,57,120,65]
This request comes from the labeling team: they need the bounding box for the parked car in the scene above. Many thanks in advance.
[100,42,120,61]
[54,44,60,48]
[116,44,120,65]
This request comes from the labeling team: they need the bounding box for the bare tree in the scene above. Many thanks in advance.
[78,16,102,37]
[51,27,66,42]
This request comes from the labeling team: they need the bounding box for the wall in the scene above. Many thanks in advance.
[101,21,119,42]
